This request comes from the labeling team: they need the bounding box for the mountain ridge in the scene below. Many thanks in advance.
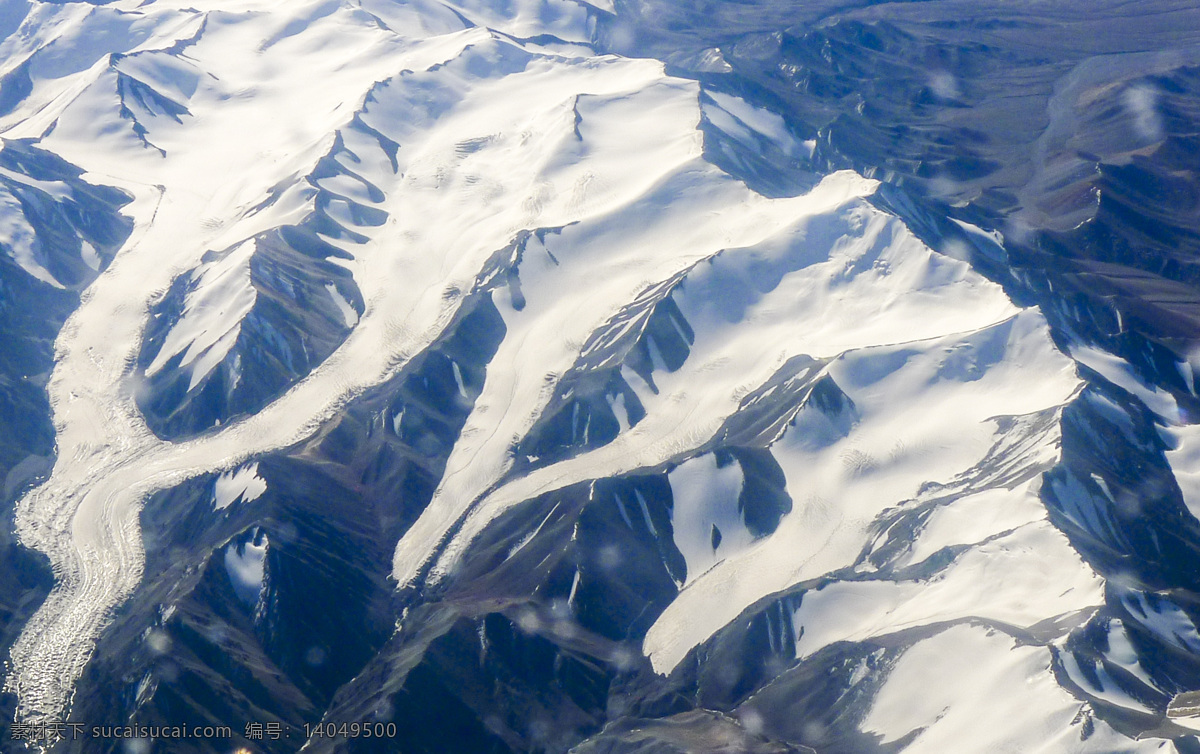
[0,0,1198,751]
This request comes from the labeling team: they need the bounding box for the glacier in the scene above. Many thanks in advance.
[0,0,1196,752]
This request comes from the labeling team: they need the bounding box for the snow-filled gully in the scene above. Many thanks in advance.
[1,0,881,728]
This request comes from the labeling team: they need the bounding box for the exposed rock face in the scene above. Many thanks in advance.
[1,1,1199,753]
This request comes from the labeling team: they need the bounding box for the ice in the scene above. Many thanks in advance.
[0,184,59,286]
[325,282,358,328]
[642,307,1082,672]
[80,240,101,271]
[1057,652,1157,716]
[0,164,72,200]
[4,0,512,724]
[863,625,1163,753]
[399,170,879,590]
[1104,618,1158,690]
[1075,339,1200,524]
[901,486,1046,567]
[1071,344,1182,422]
[222,529,267,606]
[1121,589,1200,655]
[1172,716,1200,733]
[450,360,467,399]
[6,0,874,725]
[703,89,807,157]
[0,0,1169,742]
[212,462,267,511]
[667,453,751,585]
[790,523,1101,659]
[144,238,258,391]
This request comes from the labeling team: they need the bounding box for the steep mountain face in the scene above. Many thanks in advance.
[0,0,1198,753]
[0,133,134,732]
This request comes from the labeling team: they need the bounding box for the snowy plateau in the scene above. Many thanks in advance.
[0,0,1198,752]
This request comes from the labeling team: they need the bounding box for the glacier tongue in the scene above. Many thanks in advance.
[394,171,880,590]
[3,0,879,730]
[2,0,644,727]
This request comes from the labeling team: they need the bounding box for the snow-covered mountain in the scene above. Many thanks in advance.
[0,0,1199,752]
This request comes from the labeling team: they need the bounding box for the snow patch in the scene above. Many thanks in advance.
[0,185,60,287]
[145,238,258,391]
[863,625,1155,753]
[790,523,1102,659]
[213,463,267,511]
[325,282,358,327]
[668,453,751,585]
[703,90,807,157]
[223,528,268,607]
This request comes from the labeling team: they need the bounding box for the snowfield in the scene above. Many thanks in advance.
[0,0,1195,750]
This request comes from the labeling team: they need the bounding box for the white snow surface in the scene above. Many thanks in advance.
[212,462,267,511]
[1,0,728,725]
[325,283,359,328]
[0,0,1135,747]
[0,181,63,287]
[862,625,1168,753]
[668,453,753,586]
[1071,342,1200,528]
[144,238,258,390]
[223,529,268,607]
[702,89,809,158]
[644,307,1088,672]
